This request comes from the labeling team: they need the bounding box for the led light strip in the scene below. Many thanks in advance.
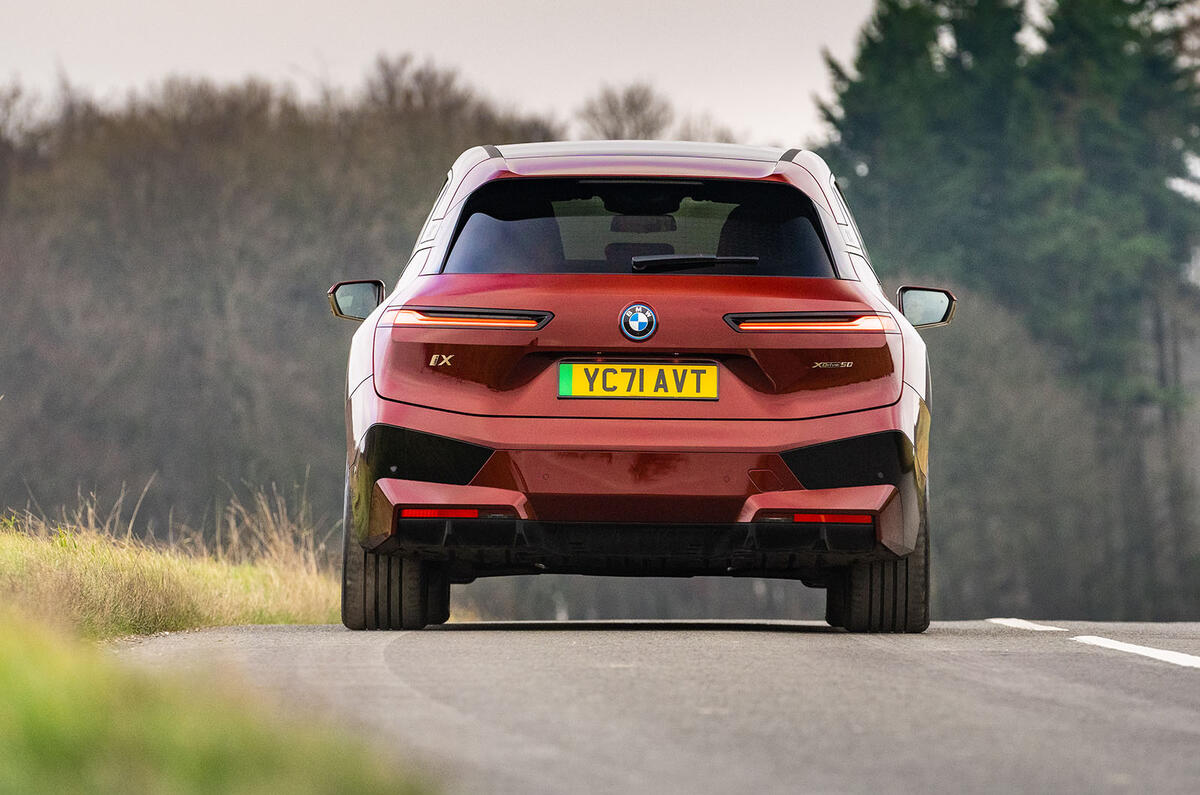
[734,315,898,333]
[792,512,874,524]
[380,308,544,329]
[399,508,480,518]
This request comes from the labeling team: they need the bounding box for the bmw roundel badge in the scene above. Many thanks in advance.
[620,303,657,341]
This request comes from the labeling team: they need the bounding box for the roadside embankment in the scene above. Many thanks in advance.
[0,491,338,638]
[0,496,432,793]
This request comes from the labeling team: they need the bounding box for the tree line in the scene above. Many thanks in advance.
[2,1,1198,619]
[818,0,1200,618]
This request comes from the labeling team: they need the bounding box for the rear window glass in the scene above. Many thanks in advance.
[441,178,836,277]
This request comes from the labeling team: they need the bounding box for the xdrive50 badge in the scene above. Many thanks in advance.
[620,303,657,341]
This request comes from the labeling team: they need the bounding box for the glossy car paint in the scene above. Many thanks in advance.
[372,275,904,420]
[340,141,933,580]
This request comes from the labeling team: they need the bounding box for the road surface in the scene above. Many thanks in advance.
[114,620,1200,794]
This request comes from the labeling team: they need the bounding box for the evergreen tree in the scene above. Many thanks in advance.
[819,0,951,274]
[820,0,1200,617]
[1020,0,1200,615]
[820,0,1029,286]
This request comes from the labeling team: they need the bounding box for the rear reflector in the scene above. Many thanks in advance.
[380,308,549,329]
[793,512,874,524]
[727,314,898,333]
[400,508,479,519]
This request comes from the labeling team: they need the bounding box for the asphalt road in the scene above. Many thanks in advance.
[115,619,1200,794]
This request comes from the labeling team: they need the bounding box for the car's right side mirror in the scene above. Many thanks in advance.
[328,279,386,321]
[897,286,956,329]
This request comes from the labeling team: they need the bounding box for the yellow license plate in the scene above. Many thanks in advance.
[558,362,718,400]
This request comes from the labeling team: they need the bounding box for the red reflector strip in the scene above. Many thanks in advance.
[737,315,897,333]
[793,512,874,524]
[400,508,479,519]
[380,308,541,329]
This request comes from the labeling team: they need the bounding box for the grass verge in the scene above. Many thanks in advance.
[0,492,431,793]
[0,489,338,638]
[0,610,426,794]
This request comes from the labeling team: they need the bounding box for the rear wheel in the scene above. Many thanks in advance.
[825,518,929,633]
[426,565,451,625]
[400,559,452,628]
[824,579,846,628]
[341,476,451,630]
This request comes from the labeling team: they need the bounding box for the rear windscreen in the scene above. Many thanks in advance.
[440,178,836,277]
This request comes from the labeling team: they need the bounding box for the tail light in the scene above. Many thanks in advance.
[398,507,519,519]
[755,510,876,525]
[380,307,552,330]
[792,513,873,524]
[399,508,479,518]
[725,313,898,333]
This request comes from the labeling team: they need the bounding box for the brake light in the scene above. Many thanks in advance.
[729,314,898,333]
[792,513,874,524]
[379,308,549,329]
[399,508,479,518]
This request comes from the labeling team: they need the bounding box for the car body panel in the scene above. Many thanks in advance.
[346,376,929,563]
[339,142,937,582]
[371,274,904,421]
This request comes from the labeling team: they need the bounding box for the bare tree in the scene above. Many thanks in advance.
[673,112,738,143]
[577,83,674,139]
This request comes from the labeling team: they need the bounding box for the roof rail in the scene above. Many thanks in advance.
[482,144,503,159]
[779,148,804,163]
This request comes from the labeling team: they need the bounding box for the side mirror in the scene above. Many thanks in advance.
[328,280,386,321]
[897,286,956,329]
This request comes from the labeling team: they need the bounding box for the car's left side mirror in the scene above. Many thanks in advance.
[897,286,956,329]
[328,280,386,321]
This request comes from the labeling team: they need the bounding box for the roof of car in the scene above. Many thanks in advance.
[494,140,793,163]
[444,142,836,214]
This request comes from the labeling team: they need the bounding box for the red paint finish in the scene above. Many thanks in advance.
[369,478,532,550]
[338,142,943,571]
[738,484,906,554]
[468,448,802,524]
[373,275,902,421]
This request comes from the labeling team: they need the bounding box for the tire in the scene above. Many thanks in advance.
[427,566,452,626]
[340,490,403,630]
[824,578,846,628]
[825,517,930,633]
[341,475,452,630]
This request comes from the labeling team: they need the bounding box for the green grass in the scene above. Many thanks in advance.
[0,611,428,794]
[0,494,432,793]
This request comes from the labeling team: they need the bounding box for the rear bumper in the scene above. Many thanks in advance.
[364,479,905,578]
[346,380,929,571]
[374,518,887,580]
[350,377,925,456]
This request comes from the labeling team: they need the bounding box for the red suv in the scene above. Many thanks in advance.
[329,141,955,632]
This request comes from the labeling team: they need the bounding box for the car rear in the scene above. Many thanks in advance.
[338,142,935,632]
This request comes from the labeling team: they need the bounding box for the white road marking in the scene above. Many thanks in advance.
[986,619,1200,669]
[1071,635,1200,669]
[987,618,1068,632]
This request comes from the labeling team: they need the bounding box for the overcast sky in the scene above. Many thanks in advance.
[3,0,875,146]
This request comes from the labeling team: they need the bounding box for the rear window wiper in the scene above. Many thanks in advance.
[630,254,759,273]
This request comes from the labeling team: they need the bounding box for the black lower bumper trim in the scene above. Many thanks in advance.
[368,518,886,577]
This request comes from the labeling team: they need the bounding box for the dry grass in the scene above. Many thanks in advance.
[0,488,438,792]
[0,486,339,639]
